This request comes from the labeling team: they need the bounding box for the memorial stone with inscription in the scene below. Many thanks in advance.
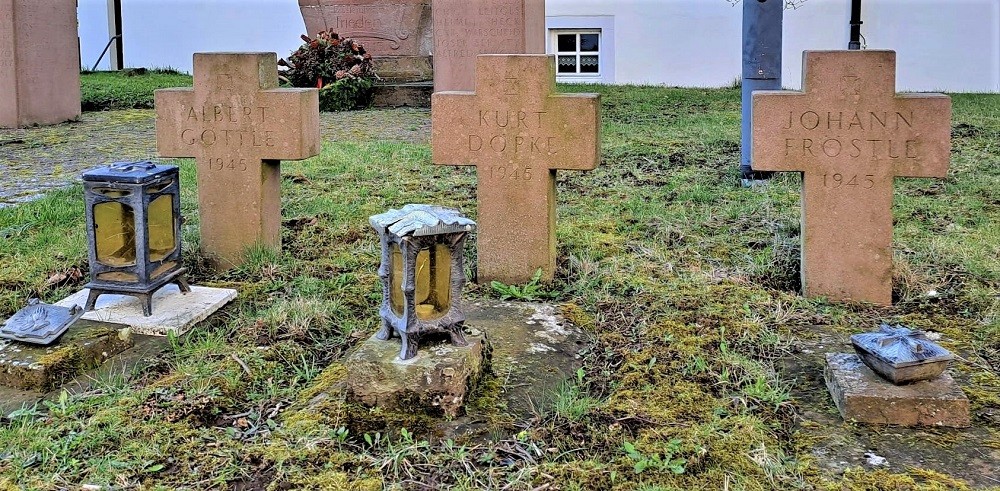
[432,55,600,284]
[432,0,545,92]
[155,53,320,270]
[298,0,432,82]
[0,0,80,128]
[752,50,951,305]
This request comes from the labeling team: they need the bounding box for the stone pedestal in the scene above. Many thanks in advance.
[825,353,970,427]
[373,81,432,107]
[345,332,490,418]
[0,0,81,128]
[0,320,133,391]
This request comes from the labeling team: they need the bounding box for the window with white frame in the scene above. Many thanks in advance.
[551,29,601,78]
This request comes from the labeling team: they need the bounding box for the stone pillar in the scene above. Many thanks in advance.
[0,0,81,128]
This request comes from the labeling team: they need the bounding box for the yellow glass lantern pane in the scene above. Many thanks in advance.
[390,242,453,319]
[390,243,404,316]
[414,243,451,320]
[148,195,176,262]
[97,271,139,282]
[94,201,136,267]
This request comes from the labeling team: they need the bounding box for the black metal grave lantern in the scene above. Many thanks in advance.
[82,161,190,316]
[370,204,476,360]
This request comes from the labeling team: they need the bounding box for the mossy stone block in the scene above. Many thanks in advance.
[0,320,133,392]
[344,332,490,418]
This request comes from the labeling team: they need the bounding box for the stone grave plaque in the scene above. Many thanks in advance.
[432,0,545,92]
[0,0,81,128]
[432,55,600,284]
[155,53,320,269]
[752,51,951,305]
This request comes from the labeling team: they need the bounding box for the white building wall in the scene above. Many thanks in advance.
[79,0,307,73]
[547,0,1000,92]
[77,0,1000,92]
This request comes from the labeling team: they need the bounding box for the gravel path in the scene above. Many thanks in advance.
[0,108,431,207]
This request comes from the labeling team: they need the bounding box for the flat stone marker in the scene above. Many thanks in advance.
[432,55,600,284]
[0,0,81,128]
[825,353,969,428]
[432,0,545,92]
[752,51,951,304]
[155,53,320,269]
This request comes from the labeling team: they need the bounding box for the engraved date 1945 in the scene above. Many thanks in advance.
[208,158,247,171]
[823,173,875,189]
[488,165,532,181]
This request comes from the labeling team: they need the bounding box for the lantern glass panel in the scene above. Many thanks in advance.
[94,201,136,267]
[389,242,453,319]
[147,194,176,262]
[390,243,404,316]
[414,243,451,320]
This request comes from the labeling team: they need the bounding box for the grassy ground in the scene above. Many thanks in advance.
[0,85,997,490]
[80,70,193,111]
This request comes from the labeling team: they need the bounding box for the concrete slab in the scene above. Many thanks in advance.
[465,301,586,418]
[825,353,970,428]
[0,320,132,391]
[55,285,237,337]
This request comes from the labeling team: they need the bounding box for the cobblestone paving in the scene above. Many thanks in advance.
[0,108,431,207]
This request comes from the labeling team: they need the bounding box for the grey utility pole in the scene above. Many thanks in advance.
[740,0,782,185]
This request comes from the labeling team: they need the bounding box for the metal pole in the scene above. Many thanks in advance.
[106,0,123,69]
[740,0,783,185]
[848,0,863,50]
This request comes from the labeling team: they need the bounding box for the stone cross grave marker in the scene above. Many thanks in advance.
[752,50,951,305]
[155,53,320,269]
[432,55,600,284]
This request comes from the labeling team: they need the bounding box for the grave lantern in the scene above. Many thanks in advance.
[82,161,190,316]
[370,204,476,360]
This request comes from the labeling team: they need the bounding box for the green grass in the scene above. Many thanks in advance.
[0,85,998,490]
[80,70,193,111]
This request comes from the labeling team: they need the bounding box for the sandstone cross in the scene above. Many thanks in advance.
[752,50,951,305]
[432,55,600,284]
[155,53,320,269]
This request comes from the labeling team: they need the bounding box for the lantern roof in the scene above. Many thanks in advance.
[370,204,476,237]
[82,161,178,184]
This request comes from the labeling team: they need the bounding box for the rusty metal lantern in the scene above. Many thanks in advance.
[82,161,190,316]
[370,204,476,360]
